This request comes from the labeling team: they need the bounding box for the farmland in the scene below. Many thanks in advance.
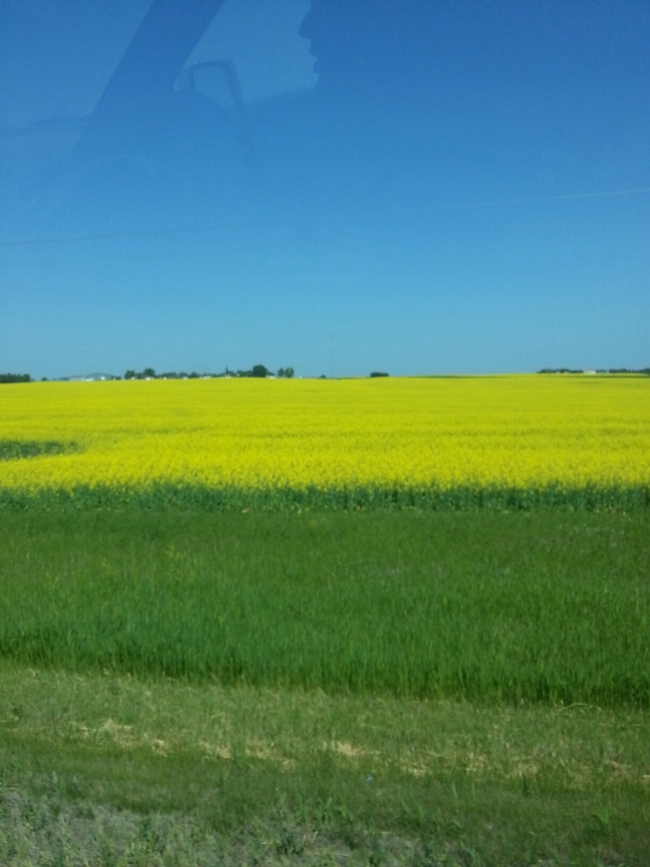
[1,374,649,508]
[1,375,649,864]
[2,509,649,707]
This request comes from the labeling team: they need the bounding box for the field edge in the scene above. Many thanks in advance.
[1,481,650,511]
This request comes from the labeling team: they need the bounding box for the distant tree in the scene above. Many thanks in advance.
[143,367,156,378]
[252,364,270,378]
[0,373,31,383]
[370,371,389,378]
[125,370,136,380]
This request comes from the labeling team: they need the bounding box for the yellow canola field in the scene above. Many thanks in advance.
[0,375,649,494]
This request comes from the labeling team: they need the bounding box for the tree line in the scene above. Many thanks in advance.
[0,373,31,383]
[1,366,297,383]
[124,365,294,380]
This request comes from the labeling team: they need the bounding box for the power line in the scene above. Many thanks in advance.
[0,219,291,249]
[448,186,650,212]
[1,186,649,250]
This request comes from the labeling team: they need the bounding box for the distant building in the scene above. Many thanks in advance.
[66,373,119,382]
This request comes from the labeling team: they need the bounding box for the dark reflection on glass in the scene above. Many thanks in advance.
[1,1,648,375]
[3,0,645,236]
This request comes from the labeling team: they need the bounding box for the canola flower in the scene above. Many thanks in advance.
[0,375,649,508]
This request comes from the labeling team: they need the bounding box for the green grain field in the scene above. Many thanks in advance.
[2,510,649,705]
[1,508,649,864]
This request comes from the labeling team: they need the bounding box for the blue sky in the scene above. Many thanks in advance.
[1,0,648,378]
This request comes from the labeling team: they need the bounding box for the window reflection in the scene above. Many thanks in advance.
[2,1,648,240]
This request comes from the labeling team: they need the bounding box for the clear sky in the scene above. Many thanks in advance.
[1,0,648,379]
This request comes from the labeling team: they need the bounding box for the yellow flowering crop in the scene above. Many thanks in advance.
[0,375,649,503]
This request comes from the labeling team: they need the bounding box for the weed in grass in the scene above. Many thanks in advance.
[276,824,305,856]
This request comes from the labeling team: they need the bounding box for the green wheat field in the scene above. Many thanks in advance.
[2,509,649,865]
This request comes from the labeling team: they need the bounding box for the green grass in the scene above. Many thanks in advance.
[1,509,648,706]
[1,509,649,863]
[1,664,649,865]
